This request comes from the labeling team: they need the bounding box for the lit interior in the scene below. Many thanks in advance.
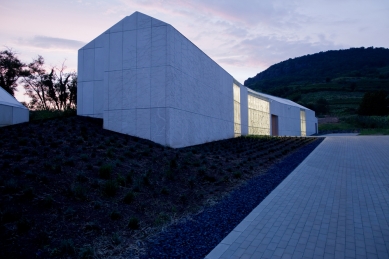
[248,94,270,135]
[300,109,306,136]
[233,83,241,137]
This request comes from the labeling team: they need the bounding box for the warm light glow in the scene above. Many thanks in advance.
[233,83,241,137]
[248,94,270,135]
[300,109,306,136]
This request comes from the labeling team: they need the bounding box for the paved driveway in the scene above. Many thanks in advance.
[205,136,389,259]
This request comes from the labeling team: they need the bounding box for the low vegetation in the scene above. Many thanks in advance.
[0,115,318,258]
[318,115,389,133]
[359,128,389,135]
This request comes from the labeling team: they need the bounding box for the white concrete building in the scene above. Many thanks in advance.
[0,87,29,127]
[77,12,318,148]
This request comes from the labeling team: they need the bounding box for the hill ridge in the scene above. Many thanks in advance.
[244,47,389,90]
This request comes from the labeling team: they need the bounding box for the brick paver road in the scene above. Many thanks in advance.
[205,136,389,259]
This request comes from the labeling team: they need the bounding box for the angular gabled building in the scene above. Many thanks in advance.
[77,11,318,148]
[0,87,29,127]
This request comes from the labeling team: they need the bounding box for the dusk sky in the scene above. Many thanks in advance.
[1,0,388,102]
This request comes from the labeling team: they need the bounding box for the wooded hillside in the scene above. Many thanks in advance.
[244,47,389,118]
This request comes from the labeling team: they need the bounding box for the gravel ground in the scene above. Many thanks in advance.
[139,138,324,259]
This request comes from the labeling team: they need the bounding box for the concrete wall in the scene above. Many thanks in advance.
[305,109,318,135]
[244,91,316,137]
[266,98,300,136]
[77,12,235,148]
[165,24,234,147]
[0,104,12,126]
[77,11,318,147]
[0,87,29,127]
[0,104,29,127]
[77,30,104,118]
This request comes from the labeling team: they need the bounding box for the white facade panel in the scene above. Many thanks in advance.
[93,80,103,118]
[165,66,182,109]
[12,107,29,124]
[94,48,104,80]
[136,108,151,139]
[122,109,136,136]
[123,13,137,31]
[77,81,83,115]
[83,39,94,49]
[109,32,123,71]
[94,33,104,48]
[136,67,151,108]
[150,66,166,108]
[152,26,167,67]
[122,69,137,109]
[83,48,94,81]
[110,20,123,33]
[136,28,152,68]
[0,104,13,126]
[77,49,84,82]
[108,110,122,133]
[137,12,152,29]
[0,87,29,127]
[82,81,94,115]
[150,107,166,145]
[108,71,123,110]
[123,30,137,70]
[103,72,109,112]
[103,34,110,72]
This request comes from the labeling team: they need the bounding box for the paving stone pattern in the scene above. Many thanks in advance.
[205,136,389,259]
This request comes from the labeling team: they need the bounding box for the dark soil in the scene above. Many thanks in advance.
[0,116,321,258]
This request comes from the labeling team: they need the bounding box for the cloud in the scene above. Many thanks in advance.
[16,36,85,50]
[189,27,346,73]
[213,34,346,70]
[116,0,306,29]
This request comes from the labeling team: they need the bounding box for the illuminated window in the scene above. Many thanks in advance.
[300,109,306,136]
[248,95,270,135]
[233,83,241,137]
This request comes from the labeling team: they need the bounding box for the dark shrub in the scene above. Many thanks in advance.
[160,187,169,195]
[60,239,75,254]
[21,187,35,200]
[99,164,112,179]
[72,184,87,200]
[233,171,242,179]
[78,245,94,259]
[204,174,217,182]
[17,217,32,233]
[110,210,121,220]
[4,179,18,194]
[128,217,139,230]
[123,191,135,204]
[179,194,187,204]
[76,172,88,183]
[92,201,102,210]
[170,158,177,169]
[103,180,118,197]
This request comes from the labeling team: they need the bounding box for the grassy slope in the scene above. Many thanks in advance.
[254,74,389,133]
[0,115,318,258]
[261,75,389,117]
[359,128,389,135]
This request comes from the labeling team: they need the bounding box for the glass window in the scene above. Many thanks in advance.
[233,83,241,137]
[248,95,270,135]
[300,109,306,136]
